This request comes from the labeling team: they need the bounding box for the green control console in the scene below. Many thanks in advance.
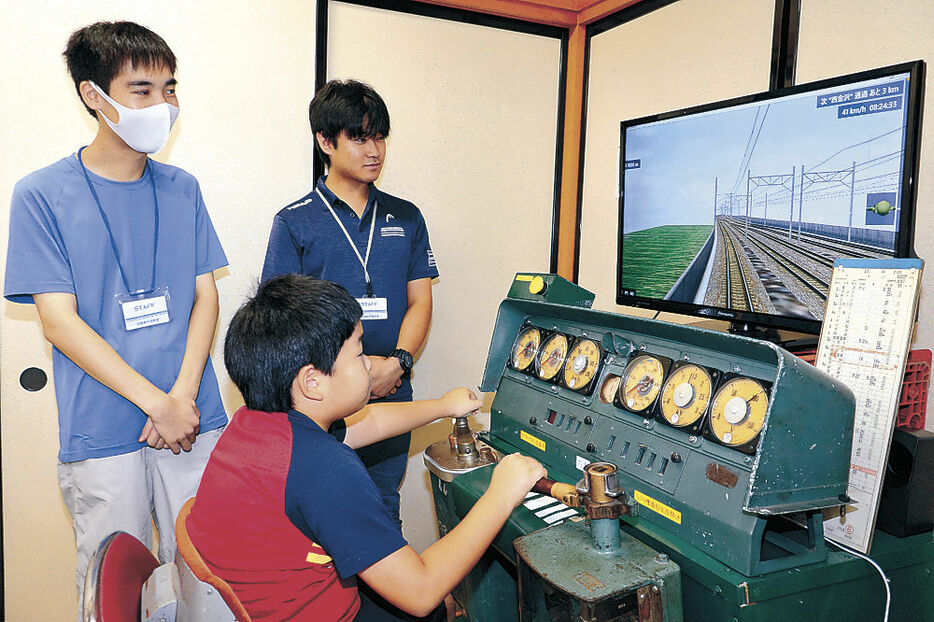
[425,273,933,622]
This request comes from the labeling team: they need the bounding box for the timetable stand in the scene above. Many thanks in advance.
[815,258,923,553]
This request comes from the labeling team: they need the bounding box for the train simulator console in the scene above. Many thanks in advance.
[424,273,934,622]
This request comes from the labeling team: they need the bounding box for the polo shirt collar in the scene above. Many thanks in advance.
[315,175,379,223]
[288,408,346,441]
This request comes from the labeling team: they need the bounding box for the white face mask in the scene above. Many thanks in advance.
[89,81,179,154]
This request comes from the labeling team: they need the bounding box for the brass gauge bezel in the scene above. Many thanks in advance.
[705,375,771,454]
[561,338,603,395]
[615,353,671,416]
[535,332,570,382]
[509,326,542,373]
[655,362,719,434]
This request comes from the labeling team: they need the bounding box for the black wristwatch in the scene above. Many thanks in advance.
[389,348,414,376]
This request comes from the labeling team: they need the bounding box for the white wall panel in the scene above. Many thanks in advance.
[327,1,562,552]
[580,0,774,316]
[797,0,934,430]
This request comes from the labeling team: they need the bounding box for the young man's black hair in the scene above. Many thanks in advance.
[225,274,363,413]
[63,20,177,117]
[308,79,391,166]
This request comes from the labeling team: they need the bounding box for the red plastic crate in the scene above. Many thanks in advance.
[896,349,931,430]
[787,346,930,430]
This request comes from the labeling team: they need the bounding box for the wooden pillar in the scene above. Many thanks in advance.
[556,22,586,280]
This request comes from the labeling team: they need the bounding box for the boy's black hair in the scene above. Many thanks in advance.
[63,21,177,118]
[308,79,391,166]
[224,275,363,413]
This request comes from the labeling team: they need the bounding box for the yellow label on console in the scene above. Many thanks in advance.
[520,430,546,452]
[634,490,682,525]
[515,274,533,281]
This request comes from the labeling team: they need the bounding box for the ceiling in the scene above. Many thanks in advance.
[412,0,649,28]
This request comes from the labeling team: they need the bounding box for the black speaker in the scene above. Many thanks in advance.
[876,428,934,537]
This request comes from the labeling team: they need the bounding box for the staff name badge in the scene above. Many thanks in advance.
[357,297,388,320]
[117,287,171,331]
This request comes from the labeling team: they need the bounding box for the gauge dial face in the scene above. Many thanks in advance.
[536,333,569,381]
[511,327,541,372]
[563,339,602,391]
[709,377,768,447]
[600,375,621,404]
[659,364,713,428]
[618,355,665,413]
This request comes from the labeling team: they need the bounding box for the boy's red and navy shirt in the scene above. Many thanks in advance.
[187,406,407,620]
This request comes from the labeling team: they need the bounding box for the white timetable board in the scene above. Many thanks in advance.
[816,258,923,553]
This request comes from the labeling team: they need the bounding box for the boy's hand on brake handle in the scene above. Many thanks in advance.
[488,453,547,509]
[441,387,483,418]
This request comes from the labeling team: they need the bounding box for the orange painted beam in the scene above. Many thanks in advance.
[577,0,646,25]
[413,0,579,27]
[411,0,648,27]
[556,22,586,279]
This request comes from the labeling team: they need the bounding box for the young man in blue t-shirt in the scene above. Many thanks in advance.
[188,275,546,620]
[262,80,436,529]
[3,21,228,615]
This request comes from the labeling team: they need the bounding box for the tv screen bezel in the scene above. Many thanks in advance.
[616,60,925,335]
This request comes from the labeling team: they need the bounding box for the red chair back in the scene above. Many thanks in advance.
[86,532,160,622]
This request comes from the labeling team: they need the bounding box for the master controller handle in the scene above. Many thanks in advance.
[445,416,629,526]
[531,477,582,507]
[532,462,630,520]
[449,415,489,465]
[531,463,630,553]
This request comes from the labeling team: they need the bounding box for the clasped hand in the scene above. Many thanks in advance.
[368,355,405,398]
[139,385,201,453]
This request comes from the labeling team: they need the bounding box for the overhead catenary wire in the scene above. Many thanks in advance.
[731,105,770,196]
[806,127,902,172]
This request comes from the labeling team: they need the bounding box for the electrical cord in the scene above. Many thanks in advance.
[827,539,891,622]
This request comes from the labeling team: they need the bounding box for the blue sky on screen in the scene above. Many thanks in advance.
[622,72,911,234]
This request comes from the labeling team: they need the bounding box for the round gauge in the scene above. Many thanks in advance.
[659,364,713,428]
[708,377,768,447]
[536,333,569,381]
[511,327,541,372]
[618,355,665,413]
[600,375,621,404]
[563,339,602,391]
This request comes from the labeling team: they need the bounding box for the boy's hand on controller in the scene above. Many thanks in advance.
[442,387,483,417]
[488,453,547,509]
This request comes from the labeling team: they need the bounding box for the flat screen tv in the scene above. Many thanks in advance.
[617,61,924,337]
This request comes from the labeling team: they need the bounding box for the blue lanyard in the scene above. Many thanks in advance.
[78,146,159,294]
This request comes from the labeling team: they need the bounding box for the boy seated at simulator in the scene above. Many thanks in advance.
[186,274,546,620]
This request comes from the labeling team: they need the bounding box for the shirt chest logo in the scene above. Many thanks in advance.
[380,214,405,238]
[306,542,333,565]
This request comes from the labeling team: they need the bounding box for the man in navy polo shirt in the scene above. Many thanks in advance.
[261,80,437,530]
